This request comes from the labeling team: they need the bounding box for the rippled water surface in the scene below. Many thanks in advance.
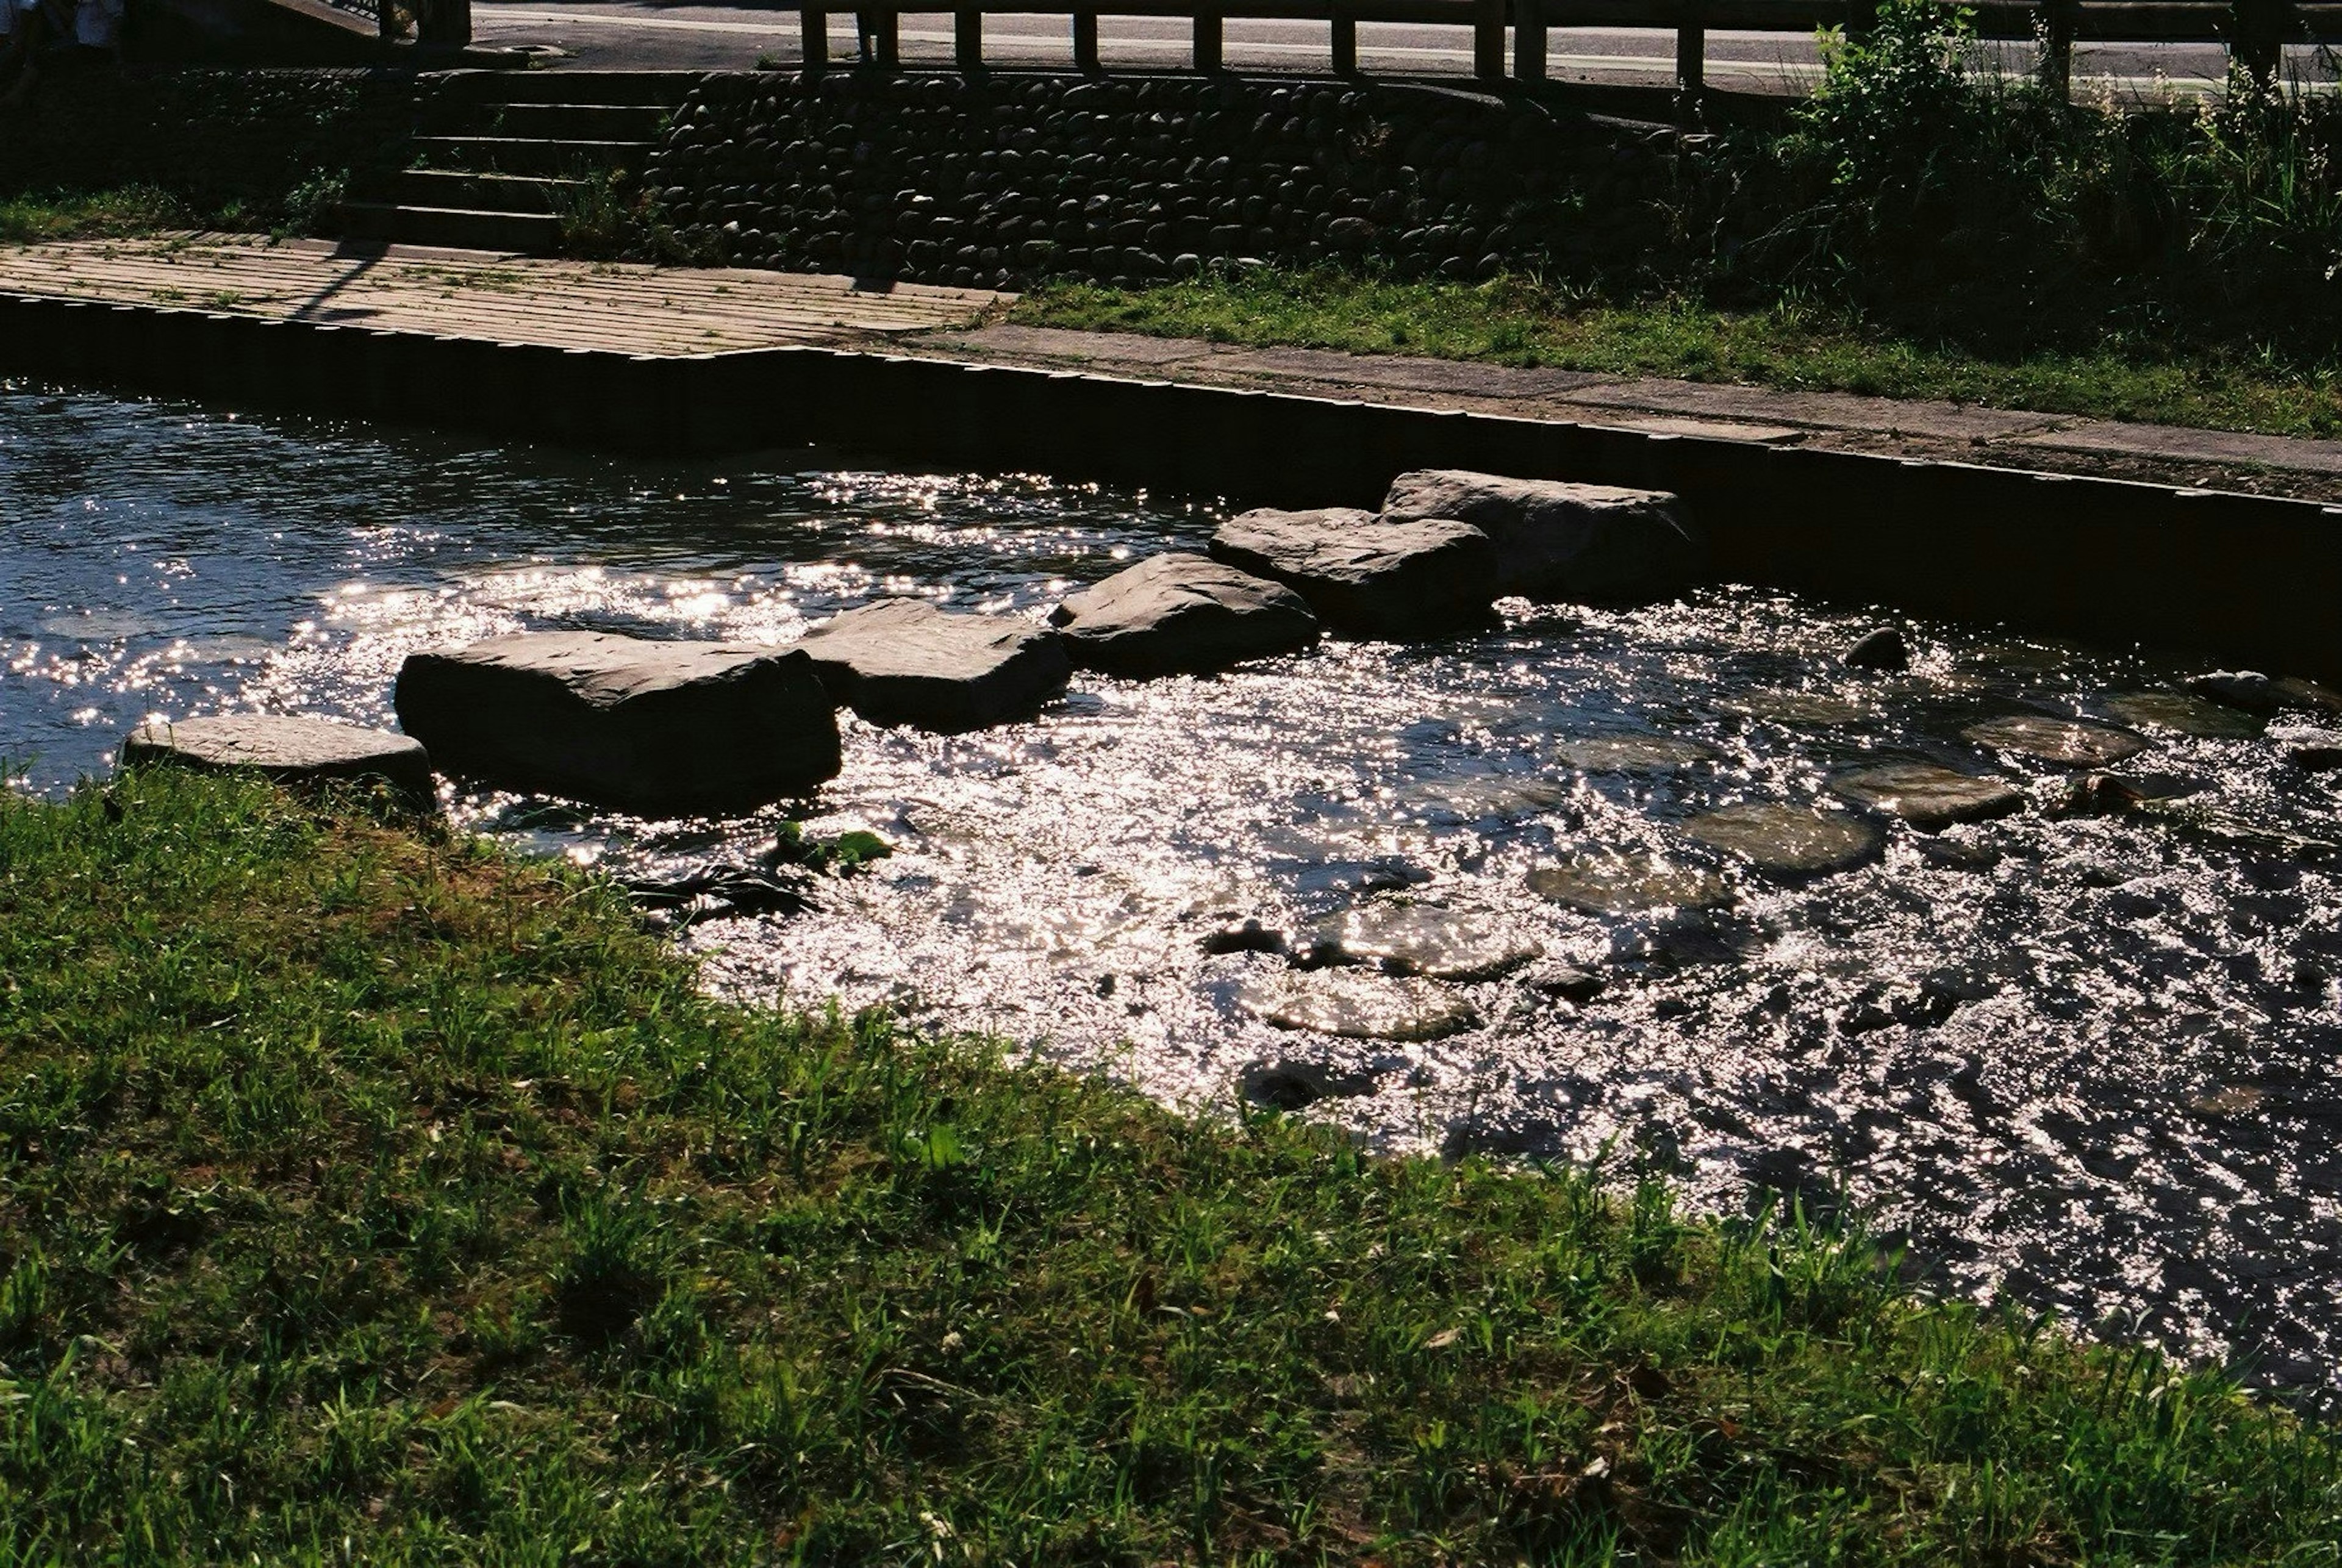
[7,384,2341,1400]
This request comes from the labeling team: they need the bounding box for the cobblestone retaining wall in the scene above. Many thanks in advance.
[648,72,1682,290]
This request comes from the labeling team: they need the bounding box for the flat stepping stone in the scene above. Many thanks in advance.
[1402,773,1575,820]
[1715,690,1873,727]
[1047,552,1319,678]
[394,632,839,815]
[1964,714,2147,767]
[1553,734,1721,773]
[1685,803,1885,877]
[121,714,432,801]
[1380,468,1699,602]
[1828,762,2025,831]
[1527,852,1730,915]
[1208,506,1496,637]
[2104,692,2264,739]
[1305,901,1540,981]
[796,598,1069,732]
[1238,970,1480,1042]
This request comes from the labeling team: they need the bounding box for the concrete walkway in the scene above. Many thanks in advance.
[7,235,2340,501]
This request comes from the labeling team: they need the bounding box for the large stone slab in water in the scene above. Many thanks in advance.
[1685,803,1885,876]
[1306,901,1541,981]
[2104,692,2264,739]
[1528,852,1731,915]
[795,598,1069,732]
[393,632,840,815]
[1964,714,2147,768]
[121,714,433,801]
[1208,506,1496,637]
[1553,734,1722,773]
[1047,552,1320,677]
[1828,762,2025,831]
[1380,469,1699,602]
[1238,970,1481,1042]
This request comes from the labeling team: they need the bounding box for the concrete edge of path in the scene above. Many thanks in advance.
[914,323,2342,488]
[1,287,2335,687]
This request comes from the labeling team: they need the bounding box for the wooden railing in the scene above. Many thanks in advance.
[801,0,2342,105]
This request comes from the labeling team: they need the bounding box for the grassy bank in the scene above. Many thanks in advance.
[1,771,2338,1563]
[0,188,204,246]
[1017,273,2342,439]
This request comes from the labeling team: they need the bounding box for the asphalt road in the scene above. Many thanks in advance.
[474,1,2322,93]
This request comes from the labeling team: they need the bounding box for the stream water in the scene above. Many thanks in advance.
[7,382,2340,1403]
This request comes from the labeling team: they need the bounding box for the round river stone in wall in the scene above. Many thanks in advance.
[1715,690,1874,727]
[1552,734,1722,773]
[1527,852,1731,915]
[1237,970,1481,1042]
[1963,714,2148,768]
[2104,692,2265,739]
[1685,803,1886,877]
[1306,902,1541,981]
[1827,762,2025,832]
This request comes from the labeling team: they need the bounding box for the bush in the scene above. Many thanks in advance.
[1702,0,2342,356]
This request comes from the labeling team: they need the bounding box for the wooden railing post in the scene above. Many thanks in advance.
[1473,0,1505,77]
[1516,0,1547,78]
[1195,9,1223,68]
[803,7,829,70]
[2232,0,2288,88]
[1331,6,1358,71]
[2039,0,2075,95]
[1676,0,1705,120]
[1073,9,1102,70]
[956,8,984,68]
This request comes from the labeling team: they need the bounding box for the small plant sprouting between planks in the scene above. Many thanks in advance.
[0,770,2337,1563]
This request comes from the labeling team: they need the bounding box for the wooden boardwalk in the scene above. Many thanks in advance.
[0,234,1009,355]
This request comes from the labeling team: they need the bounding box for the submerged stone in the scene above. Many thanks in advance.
[796,598,1069,732]
[2105,692,2265,739]
[1552,734,1722,773]
[1238,1058,1379,1111]
[2185,670,2282,714]
[393,632,840,814]
[1828,762,2025,832]
[1208,506,1496,637]
[1963,714,2148,768]
[1685,803,1886,877]
[2275,675,2342,716]
[1305,901,1540,981]
[1238,970,1481,1042]
[1378,468,1699,603]
[1048,552,1320,678]
[121,714,432,801]
[1527,853,1731,915]
[2274,725,2342,771]
[1715,690,1874,727]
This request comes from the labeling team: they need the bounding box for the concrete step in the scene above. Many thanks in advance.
[338,202,565,253]
[420,67,704,107]
[424,99,672,140]
[384,168,584,216]
[410,135,654,175]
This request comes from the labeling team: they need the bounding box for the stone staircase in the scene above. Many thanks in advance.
[342,71,700,254]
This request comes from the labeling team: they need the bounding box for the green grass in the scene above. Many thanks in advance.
[1016,271,2342,440]
[0,187,195,246]
[2,770,2338,1564]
